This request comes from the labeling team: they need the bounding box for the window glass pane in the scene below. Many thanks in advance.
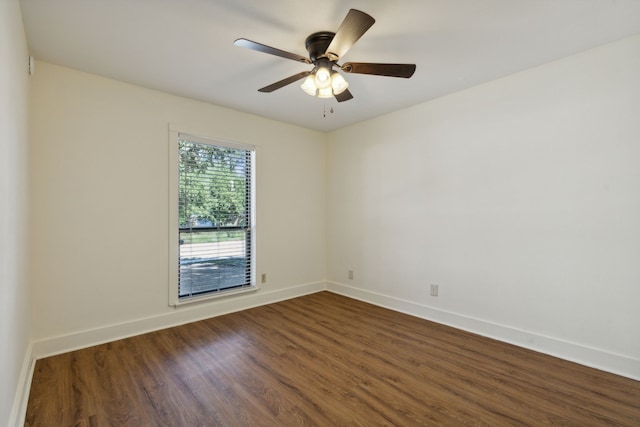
[178,138,253,299]
[179,230,250,297]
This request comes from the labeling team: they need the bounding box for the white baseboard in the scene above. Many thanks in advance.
[326,281,640,381]
[32,281,326,360]
[9,342,35,427]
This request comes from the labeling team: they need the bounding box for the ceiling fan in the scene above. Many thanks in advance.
[234,9,416,102]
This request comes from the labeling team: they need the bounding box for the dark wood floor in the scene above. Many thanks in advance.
[25,291,640,426]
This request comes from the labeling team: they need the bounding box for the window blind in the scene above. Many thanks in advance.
[177,135,254,299]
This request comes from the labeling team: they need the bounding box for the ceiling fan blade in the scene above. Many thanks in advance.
[234,38,311,64]
[325,9,375,61]
[334,89,354,102]
[258,71,311,93]
[341,62,416,78]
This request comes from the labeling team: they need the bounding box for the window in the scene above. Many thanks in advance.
[169,132,256,305]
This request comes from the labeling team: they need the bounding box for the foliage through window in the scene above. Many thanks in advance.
[174,134,255,301]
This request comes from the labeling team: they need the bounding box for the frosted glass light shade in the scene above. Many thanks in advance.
[317,87,333,98]
[300,75,317,96]
[331,72,349,95]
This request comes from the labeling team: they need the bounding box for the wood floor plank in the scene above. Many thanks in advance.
[25,291,640,426]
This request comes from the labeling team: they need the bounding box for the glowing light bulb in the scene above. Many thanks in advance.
[314,67,332,89]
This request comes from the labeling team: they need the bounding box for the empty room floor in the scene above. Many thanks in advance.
[25,292,640,426]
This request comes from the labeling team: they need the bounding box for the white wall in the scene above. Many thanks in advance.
[0,0,31,425]
[29,62,326,354]
[327,34,640,379]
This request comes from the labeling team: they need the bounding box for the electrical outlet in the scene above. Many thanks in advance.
[348,270,354,280]
[261,273,267,284]
[430,284,439,297]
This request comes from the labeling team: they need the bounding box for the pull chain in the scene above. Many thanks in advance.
[323,103,335,118]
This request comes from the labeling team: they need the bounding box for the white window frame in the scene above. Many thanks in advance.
[169,129,257,306]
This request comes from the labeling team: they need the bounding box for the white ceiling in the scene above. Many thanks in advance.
[19,0,640,132]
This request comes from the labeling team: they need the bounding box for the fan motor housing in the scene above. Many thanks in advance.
[305,31,335,63]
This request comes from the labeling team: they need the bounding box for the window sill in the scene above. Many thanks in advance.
[172,284,259,307]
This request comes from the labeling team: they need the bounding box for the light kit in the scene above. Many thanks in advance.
[300,59,349,98]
